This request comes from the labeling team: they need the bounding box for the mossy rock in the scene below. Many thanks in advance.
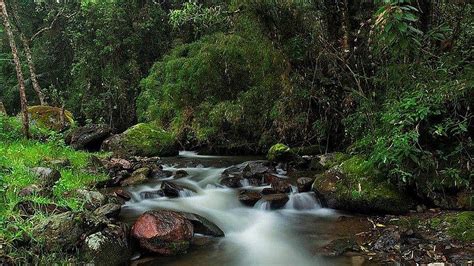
[312,156,416,214]
[267,143,294,162]
[290,145,322,156]
[27,105,74,131]
[102,123,178,157]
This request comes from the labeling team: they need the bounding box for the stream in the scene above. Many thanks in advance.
[120,152,370,266]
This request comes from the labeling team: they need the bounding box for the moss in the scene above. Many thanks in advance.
[267,143,293,161]
[313,156,414,214]
[446,212,474,242]
[113,122,178,157]
[27,106,75,131]
[322,152,351,169]
[290,145,322,156]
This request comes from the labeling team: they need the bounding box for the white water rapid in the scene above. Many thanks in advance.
[121,155,346,266]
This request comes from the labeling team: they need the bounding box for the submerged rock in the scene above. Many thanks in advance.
[174,169,188,179]
[131,210,194,255]
[101,123,178,158]
[140,190,165,199]
[68,124,112,151]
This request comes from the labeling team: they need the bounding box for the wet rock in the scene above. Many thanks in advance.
[297,177,314,192]
[174,170,188,179]
[31,167,61,188]
[113,189,132,201]
[14,200,70,217]
[261,194,289,209]
[221,161,273,187]
[93,203,122,218]
[238,190,263,206]
[261,188,278,195]
[140,190,165,199]
[32,212,96,252]
[68,124,112,151]
[161,181,184,197]
[271,180,292,193]
[81,223,131,265]
[76,189,107,210]
[179,212,224,237]
[220,176,244,188]
[121,167,150,186]
[131,210,193,255]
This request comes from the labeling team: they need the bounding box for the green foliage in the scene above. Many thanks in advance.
[373,0,422,56]
[170,1,229,40]
[138,17,287,151]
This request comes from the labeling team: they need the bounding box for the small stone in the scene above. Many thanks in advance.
[76,189,107,210]
[93,203,122,218]
[31,167,61,188]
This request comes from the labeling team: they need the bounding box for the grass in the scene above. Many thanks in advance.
[0,116,109,263]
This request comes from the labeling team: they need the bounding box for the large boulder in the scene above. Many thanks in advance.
[312,156,415,214]
[131,210,194,255]
[101,123,178,158]
[27,105,74,131]
[68,124,112,151]
[32,212,99,252]
[81,224,132,265]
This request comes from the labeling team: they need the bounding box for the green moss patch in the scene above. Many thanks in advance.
[28,106,75,131]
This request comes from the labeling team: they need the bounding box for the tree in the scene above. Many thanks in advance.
[11,0,47,105]
[0,0,29,138]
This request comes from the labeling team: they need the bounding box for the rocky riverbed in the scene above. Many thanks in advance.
[4,150,472,265]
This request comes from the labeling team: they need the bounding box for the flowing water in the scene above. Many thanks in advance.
[121,152,370,266]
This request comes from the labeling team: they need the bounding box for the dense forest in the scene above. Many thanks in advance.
[0,0,472,265]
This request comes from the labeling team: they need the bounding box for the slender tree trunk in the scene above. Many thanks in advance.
[0,0,30,138]
[11,0,47,105]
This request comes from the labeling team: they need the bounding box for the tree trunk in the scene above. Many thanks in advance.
[0,0,30,138]
[11,0,47,105]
